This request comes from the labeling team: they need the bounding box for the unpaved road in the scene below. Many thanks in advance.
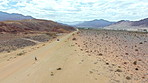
[0,31,111,83]
[1,29,145,83]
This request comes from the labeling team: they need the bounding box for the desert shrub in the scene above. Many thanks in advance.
[17,52,25,56]
[72,38,77,40]
[57,68,62,70]
[126,76,131,80]
[133,61,137,65]
[115,69,122,72]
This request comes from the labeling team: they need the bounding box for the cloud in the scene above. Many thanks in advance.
[0,0,148,22]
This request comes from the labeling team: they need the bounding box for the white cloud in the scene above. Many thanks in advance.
[0,0,148,22]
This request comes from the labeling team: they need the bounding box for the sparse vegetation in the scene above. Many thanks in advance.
[126,76,131,80]
[98,53,103,56]
[17,52,26,56]
[135,68,139,70]
[72,37,77,40]
[133,61,137,65]
[57,68,62,70]
[115,69,122,72]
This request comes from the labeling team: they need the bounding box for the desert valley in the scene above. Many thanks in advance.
[0,1,148,83]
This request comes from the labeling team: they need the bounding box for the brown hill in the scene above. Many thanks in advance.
[0,19,76,33]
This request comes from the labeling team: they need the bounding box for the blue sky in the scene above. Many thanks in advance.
[0,0,148,22]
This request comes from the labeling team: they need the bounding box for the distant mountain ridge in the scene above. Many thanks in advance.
[57,21,83,25]
[131,18,148,27]
[0,11,34,21]
[104,18,148,31]
[74,19,115,28]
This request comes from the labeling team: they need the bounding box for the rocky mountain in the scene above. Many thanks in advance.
[0,11,34,21]
[74,19,115,28]
[104,18,148,31]
[131,18,148,27]
[0,19,76,33]
[58,21,83,25]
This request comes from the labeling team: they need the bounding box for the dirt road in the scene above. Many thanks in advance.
[0,30,110,83]
[1,29,144,83]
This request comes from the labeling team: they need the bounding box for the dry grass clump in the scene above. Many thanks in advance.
[126,76,131,80]
[133,61,137,65]
[98,53,103,56]
[115,69,122,72]
[139,42,143,44]
[50,72,54,76]
[135,68,139,71]
[57,68,62,70]
[72,38,77,40]
[17,51,26,56]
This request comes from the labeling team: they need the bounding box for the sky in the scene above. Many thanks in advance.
[0,0,148,22]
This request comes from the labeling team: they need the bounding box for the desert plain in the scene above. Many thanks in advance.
[0,29,147,83]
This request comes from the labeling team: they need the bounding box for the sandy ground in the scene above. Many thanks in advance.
[0,30,109,83]
[76,29,148,83]
[0,29,147,83]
